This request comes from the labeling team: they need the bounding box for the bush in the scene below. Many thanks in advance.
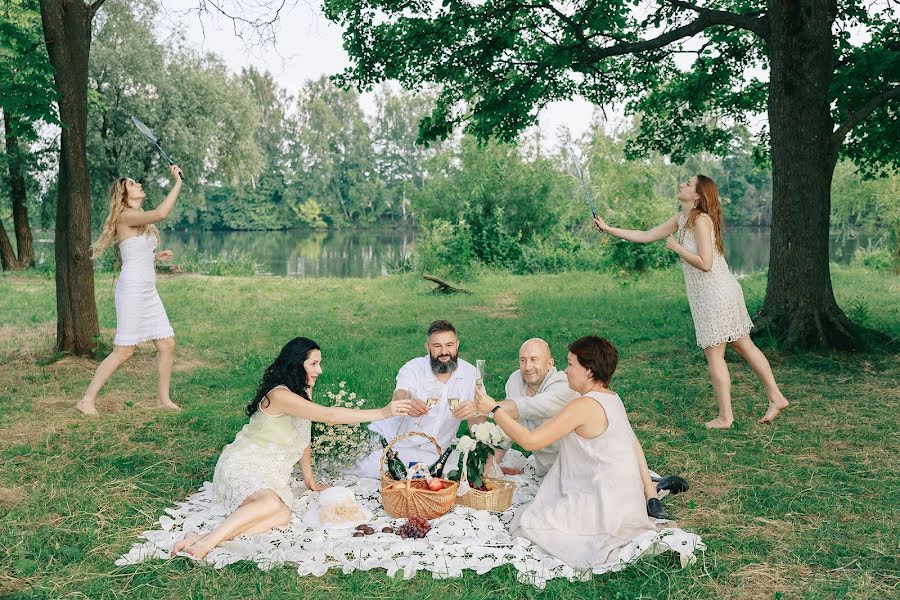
[602,235,678,272]
[414,218,477,280]
[515,233,604,274]
[177,251,263,276]
[851,244,898,273]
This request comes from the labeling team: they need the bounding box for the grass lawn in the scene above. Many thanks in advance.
[0,267,897,599]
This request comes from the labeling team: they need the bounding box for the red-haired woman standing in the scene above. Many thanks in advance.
[593,175,788,428]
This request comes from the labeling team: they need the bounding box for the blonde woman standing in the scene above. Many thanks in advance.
[75,164,183,416]
[593,175,788,428]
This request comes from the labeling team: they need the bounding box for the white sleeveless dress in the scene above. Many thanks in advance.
[509,392,657,568]
[677,213,753,348]
[212,386,312,514]
[114,233,174,346]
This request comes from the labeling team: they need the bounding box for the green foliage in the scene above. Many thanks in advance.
[851,245,898,273]
[325,0,898,178]
[176,251,262,277]
[414,218,477,280]
[831,162,899,248]
[86,0,266,227]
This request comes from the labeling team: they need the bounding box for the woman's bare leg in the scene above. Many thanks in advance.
[171,489,289,559]
[703,342,734,429]
[75,345,136,416]
[730,335,789,423]
[152,336,179,410]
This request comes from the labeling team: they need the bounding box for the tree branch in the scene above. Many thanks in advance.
[89,0,107,19]
[831,87,900,148]
[667,1,768,40]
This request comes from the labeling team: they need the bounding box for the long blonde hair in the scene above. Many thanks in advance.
[90,177,159,259]
[685,174,725,255]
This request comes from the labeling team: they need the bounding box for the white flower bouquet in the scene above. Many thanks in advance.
[311,382,371,475]
[446,422,510,491]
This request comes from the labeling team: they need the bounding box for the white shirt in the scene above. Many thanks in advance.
[369,356,477,459]
[505,367,579,476]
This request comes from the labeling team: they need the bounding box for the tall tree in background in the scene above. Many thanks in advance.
[289,77,381,225]
[0,0,57,270]
[325,0,900,350]
[371,85,440,226]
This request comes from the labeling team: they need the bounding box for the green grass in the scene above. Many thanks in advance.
[0,267,898,599]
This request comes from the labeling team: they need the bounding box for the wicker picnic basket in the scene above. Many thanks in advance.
[456,477,515,512]
[380,431,458,519]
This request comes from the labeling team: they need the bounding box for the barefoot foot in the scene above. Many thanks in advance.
[156,399,181,411]
[171,532,203,556]
[705,417,734,429]
[74,399,99,417]
[758,398,789,423]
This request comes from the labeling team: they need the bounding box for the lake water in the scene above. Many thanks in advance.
[31,227,868,278]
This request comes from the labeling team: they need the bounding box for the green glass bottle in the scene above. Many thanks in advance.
[428,447,454,478]
[380,436,408,480]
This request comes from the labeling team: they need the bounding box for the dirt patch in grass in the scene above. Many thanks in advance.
[468,292,519,319]
[732,562,813,599]
[0,484,27,508]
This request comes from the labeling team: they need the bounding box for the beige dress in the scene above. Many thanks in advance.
[677,213,753,348]
[212,385,311,513]
[509,391,656,568]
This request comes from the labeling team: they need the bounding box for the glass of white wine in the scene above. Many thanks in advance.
[447,380,461,411]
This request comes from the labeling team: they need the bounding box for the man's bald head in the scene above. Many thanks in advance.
[519,338,554,387]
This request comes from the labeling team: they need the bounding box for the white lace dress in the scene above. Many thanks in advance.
[114,233,174,346]
[677,213,753,348]
[212,389,311,514]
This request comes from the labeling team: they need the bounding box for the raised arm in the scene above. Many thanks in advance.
[488,396,605,451]
[118,165,183,227]
[267,387,410,424]
[594,213,679,244]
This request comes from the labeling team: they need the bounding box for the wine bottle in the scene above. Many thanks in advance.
[428,446,454,478]
[380,436,408,480]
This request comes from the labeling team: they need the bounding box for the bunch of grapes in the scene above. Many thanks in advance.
[395,515,431,539]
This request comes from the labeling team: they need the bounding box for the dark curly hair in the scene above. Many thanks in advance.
[246,337,321,417]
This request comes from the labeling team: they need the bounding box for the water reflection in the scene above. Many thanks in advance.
[724,227,869,275]
[164,228,416,278]
[29,227,866,278]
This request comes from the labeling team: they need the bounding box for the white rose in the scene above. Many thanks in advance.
[457,435,476,453]
[473,423,492,444]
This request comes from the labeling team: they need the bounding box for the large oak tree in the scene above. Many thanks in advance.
[324,0,899,350]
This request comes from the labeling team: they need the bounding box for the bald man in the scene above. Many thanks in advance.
[485,338,675,519]
[491,338,578,477]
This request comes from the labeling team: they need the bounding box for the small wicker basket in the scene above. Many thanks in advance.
[456,477,515,512]
[380,431,458,519]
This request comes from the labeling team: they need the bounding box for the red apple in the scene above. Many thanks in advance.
[427,478,445,491]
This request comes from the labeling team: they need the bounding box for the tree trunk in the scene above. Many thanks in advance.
[38,0,99,355]
[0,220,18,270]
[755,0,871,350]
[3,110,36,268]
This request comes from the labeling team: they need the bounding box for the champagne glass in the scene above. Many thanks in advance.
[475,359,485,391]
[447,380,461,411]
[474,359,486,416]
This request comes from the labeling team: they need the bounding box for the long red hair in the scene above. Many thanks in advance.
[686,174,724,255]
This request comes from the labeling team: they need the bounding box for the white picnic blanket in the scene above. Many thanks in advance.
[116,451,704,587]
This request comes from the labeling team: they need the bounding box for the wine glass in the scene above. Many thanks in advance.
[475,359,485,391]
[447,380,461,411]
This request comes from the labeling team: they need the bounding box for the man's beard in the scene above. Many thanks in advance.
[430,352,459,375]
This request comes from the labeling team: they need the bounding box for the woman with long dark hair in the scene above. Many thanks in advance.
[593,175,788,428]
[171,337,410,559]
